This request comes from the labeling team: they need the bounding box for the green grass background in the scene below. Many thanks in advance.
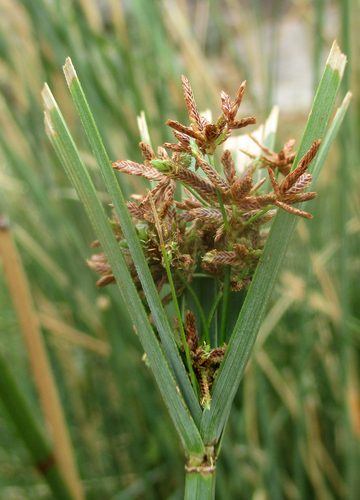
[0,0,359,498]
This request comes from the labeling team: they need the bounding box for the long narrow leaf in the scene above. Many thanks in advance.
[0,217,84,500]
[42,85,205,457]
[62,58,202,424]
[200,41,347,443]
[0,341,74,500]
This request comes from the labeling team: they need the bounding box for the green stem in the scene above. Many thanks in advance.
[175,270,210,345]
[214,184,233,346]
[219,266,231,346]
[193,274,215,279]
[161,248,199,397]
[242,205,274,229]
[207,289,223,331]
[178,181,209,207]
[184,468,216,499]
[0,348,74,500]
[215,188,231,234]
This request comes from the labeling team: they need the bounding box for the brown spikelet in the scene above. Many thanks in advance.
[196,368,211,410]
[113,160,164,181]
[157,146,170,160]
[165,119,202,140]
[164,179,176,200]
[143,211,156,223]
[284,138,296,153]
[239,196,260,210]
[266,166,280,196]
[90,240,100,248]
[185,310,199,352]
[175,201,190,210]
[201,259,220,276]
[172,168,217,200]
[87,256,115,287]
[286,173,312,194]
[181,75,202,131]
[275,200,313,219]
[251,176,267,193]
[298,138,322,170]
[173,130,191,145]
[130,193,146,202]
[286,192,317,203]
[96,275,116,287]
[279,139,321,195]
[214,224,226,243]
[229,81,246,121]
[229,117,257,130]
[176,253,193,268]
[196,157,230,194]
[230,176,253,200]
[220,91,231,117]
[86,259,110,274]
[256,193,277,207]
[203,250,240,266]
[163,142,189,153]
[126,201,145,219]
[230,279,244,291]
[221,149,236,185]
[233,244,248,260]
[176,195,202,210]
[208,346,227,364]
[189,208,231,224]
[88,252,108,263]
[204,124,219,143]
[139,142,156,161]
[178,211,196,222]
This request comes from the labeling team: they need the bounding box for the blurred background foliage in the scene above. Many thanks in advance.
[0,0,359,498]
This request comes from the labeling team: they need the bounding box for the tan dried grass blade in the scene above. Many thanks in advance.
[0,216,84,500]
[38,314,110,357]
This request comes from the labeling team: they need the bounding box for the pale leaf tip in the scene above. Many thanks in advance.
[63,57,77,88]
[326,40,347,78]
[343,91,352,109]
[41,83,57,111]
[44,110,56,139]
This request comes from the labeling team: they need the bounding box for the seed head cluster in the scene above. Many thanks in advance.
[88,75,320,301]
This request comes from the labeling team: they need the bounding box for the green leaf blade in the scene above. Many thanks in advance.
[62,58,202,425]
[200,41,348,444]
[42,85,204,456]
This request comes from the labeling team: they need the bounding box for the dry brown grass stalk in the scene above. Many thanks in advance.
[0,216,84,500]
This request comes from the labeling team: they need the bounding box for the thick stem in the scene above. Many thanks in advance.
[184,466,216,499]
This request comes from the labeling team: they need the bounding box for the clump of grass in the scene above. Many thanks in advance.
[40,41,348,499]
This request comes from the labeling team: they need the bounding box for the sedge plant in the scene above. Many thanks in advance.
[41,41,349,499]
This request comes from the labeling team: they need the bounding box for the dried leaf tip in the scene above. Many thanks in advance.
[326,41,347,78]
[63,57,78,88]
[41,83,57,112]
[44,111,56,140]
[137,111,151,145]
[342,91,353,109]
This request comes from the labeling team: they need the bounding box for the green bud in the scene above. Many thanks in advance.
[179,153,192,169]
[248,249,262,259]
[138,228,149,241]
[150,159,173,173]
[136,222,149,242]
[119,239,128,249]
